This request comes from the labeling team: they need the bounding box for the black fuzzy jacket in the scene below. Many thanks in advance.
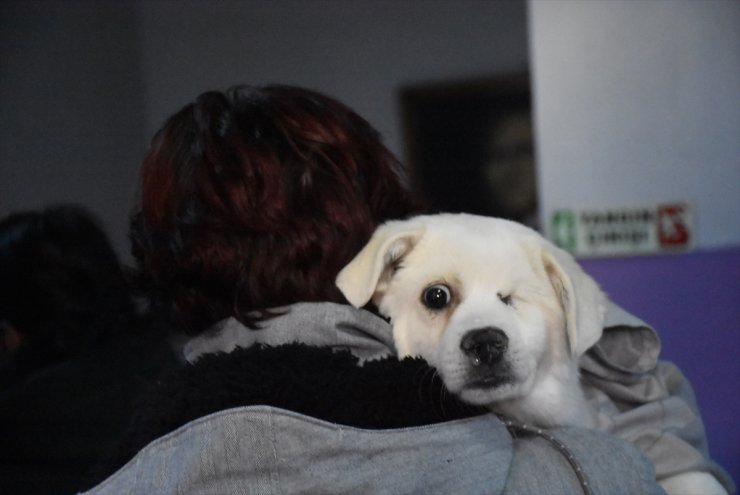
[91,343,486,486]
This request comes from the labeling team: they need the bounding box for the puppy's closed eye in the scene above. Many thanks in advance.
[497,293,513,306]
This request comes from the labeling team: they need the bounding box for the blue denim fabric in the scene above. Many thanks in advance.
[83,406,664,495]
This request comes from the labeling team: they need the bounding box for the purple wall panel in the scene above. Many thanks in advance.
[580,246,740,482]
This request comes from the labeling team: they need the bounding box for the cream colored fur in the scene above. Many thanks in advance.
[337,213,728,495]
[337,213,606,428]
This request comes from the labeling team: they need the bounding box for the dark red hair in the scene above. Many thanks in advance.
[131,85,423,335]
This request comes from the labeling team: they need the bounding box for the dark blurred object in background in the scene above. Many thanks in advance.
[401,74,538,230]
[0,204,179,494]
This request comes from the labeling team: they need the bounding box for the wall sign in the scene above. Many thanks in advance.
[550,203,694,257]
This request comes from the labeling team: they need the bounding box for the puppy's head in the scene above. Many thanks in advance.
[336,213,606,406]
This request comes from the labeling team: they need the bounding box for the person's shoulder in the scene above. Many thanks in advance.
[143,343,487,430]
[506,424,664,494]
[85,405,511,495]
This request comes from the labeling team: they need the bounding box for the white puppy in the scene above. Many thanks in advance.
[336,213,605,428]
[337,213,728,495]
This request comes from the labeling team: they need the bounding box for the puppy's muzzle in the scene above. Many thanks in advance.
[460,327,509,366]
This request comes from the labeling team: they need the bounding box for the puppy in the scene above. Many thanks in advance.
[336,213,606,428]
[337,213,730,495]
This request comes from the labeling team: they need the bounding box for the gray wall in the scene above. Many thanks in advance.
[1,0,529,261]
[530,0,740,248]
[137,0,528,157]
[0,0,146,260]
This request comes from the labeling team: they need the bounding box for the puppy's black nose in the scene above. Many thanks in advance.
[460,327,509,366]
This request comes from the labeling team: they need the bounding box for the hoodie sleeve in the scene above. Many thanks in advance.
[580,303,735,494]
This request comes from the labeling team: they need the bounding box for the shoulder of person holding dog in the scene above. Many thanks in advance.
[84,85,731,494]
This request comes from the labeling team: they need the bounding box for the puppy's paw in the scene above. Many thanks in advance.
[659,471,728,495]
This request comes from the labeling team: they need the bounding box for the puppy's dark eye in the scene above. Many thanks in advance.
[498,293,513,306]
[423,284,451,310]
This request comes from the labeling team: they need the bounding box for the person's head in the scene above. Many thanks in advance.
[131,85,423,335]
[0,205,135,372]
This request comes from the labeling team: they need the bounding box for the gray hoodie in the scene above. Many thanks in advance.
[85,302,732,494]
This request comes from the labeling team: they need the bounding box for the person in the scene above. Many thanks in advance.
[0,205,179,494]
[84,85,732,494]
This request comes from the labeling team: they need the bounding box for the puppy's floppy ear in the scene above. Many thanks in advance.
[540,242,607,356]
[336,219,424,308]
